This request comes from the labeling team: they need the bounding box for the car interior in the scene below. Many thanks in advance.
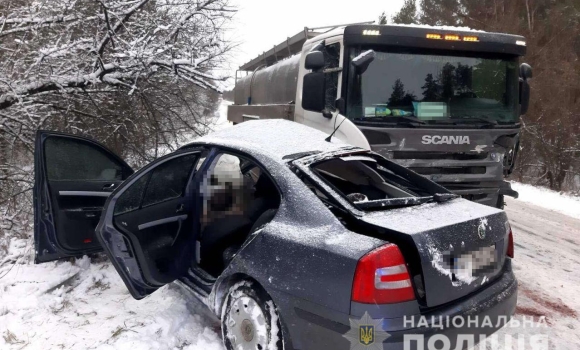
[43,136,132,253]
[197,153,280,277]
[312,156,418,202]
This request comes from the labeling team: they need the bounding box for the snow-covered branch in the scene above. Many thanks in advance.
[0,0,233,111]
[0,0,234,212]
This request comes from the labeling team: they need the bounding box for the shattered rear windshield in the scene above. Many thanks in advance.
[310,155,434,210]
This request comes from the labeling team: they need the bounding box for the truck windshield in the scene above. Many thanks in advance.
[346,47,520,126]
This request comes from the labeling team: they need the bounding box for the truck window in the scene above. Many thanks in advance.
[324,43,341,111]
[346,47,519,124]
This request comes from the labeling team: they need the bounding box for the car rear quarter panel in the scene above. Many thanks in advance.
[211,154,385,348]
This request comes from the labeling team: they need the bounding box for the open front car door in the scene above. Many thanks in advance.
[96,150,203,299]
[34,131,134,263]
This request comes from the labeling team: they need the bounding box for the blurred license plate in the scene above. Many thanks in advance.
[453,245,497,276]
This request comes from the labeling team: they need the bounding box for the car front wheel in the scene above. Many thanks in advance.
[221,281,284,350]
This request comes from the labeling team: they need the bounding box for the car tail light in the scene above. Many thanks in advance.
[507,226,514,258]
[352,244,416,304]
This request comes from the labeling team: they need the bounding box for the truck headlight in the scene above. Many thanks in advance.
[490,152,503,162]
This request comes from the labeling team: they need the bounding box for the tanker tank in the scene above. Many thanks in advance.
[233,54,301,106]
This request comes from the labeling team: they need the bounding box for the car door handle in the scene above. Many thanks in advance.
[102,183,116,190]
[176,204,185,213]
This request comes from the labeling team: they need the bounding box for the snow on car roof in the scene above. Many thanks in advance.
[187,119,357,160]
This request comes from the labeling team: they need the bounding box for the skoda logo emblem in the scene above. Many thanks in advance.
[478,225,486,240]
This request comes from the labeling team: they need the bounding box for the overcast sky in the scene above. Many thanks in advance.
[220,0,405,88]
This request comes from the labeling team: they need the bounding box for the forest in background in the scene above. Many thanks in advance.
[386,0,580,193]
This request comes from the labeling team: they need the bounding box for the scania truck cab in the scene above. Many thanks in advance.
[228,24,532,208]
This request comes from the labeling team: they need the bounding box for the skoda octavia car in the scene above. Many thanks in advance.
[34,120,517,350]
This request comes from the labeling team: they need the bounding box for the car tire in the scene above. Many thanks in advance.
[221,280,284,350]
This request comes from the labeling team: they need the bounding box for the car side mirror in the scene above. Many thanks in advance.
[302,72,325,113]
[305,51,325,71]
[519,63,532,115]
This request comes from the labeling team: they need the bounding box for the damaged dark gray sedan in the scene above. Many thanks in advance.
[33,120,517,350]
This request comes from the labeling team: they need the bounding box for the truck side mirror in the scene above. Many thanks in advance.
[520,63,533,80]
[519,63,532,115]
[302,72,325,113]
[305,51,325,71]
[352,50,376,75]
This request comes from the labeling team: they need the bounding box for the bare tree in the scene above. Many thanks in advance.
[0,0,235,238]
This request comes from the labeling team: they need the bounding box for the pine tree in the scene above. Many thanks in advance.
[421,73,440,101]
[389,79,407,105]
[439,63,456,99]
[378,12,388,25]
[391,0,418,24]
[418,0,460,25]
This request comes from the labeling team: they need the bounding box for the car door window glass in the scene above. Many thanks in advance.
[141,153,199,207]
[114,173,150,215]
[45,137,125,181]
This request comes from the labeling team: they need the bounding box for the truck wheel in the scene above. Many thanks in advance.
[497,194,505,209]
[221,281,284,350]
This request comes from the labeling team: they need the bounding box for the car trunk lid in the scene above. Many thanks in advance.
[360,198,510,307]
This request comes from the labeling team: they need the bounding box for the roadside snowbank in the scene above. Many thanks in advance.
[510,182,580,220]
[0,238,223,350]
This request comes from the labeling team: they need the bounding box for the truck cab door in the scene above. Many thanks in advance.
[298,39,370,149]
[34,131,134,263]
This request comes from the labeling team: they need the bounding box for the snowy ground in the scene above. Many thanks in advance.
[2,186,578,350]
[510,182,580,220]
[0,245,223,350]
[488,196,580,350]
[1,103,579,349]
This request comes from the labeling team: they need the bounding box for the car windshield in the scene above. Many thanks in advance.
[309,155,435,210]
[346,47,520,126]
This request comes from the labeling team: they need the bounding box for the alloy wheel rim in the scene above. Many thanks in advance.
[227,296,268,350]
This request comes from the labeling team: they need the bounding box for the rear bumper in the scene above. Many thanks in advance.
[289,261,517,350]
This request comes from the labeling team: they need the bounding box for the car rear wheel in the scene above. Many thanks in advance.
[221,281,284,350]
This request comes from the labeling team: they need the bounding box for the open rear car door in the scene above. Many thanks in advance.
[34,131,134,263]
[96,150,203,299]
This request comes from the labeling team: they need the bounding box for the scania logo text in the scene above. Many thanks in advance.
[422,135,471,145]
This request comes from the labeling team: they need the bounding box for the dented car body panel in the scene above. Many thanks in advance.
[34,120,517,350]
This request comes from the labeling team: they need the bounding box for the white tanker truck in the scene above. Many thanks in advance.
[228,23,532,209]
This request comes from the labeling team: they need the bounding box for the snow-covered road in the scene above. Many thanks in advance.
[488,197,580,349]
[1,195,579,350]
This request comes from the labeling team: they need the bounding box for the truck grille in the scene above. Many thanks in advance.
[393,151,488,161]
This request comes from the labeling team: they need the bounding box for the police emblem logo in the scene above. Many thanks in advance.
[359,325,374,345]
[344,312,390,350]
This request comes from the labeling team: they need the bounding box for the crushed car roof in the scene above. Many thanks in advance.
[183,119,358,160]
